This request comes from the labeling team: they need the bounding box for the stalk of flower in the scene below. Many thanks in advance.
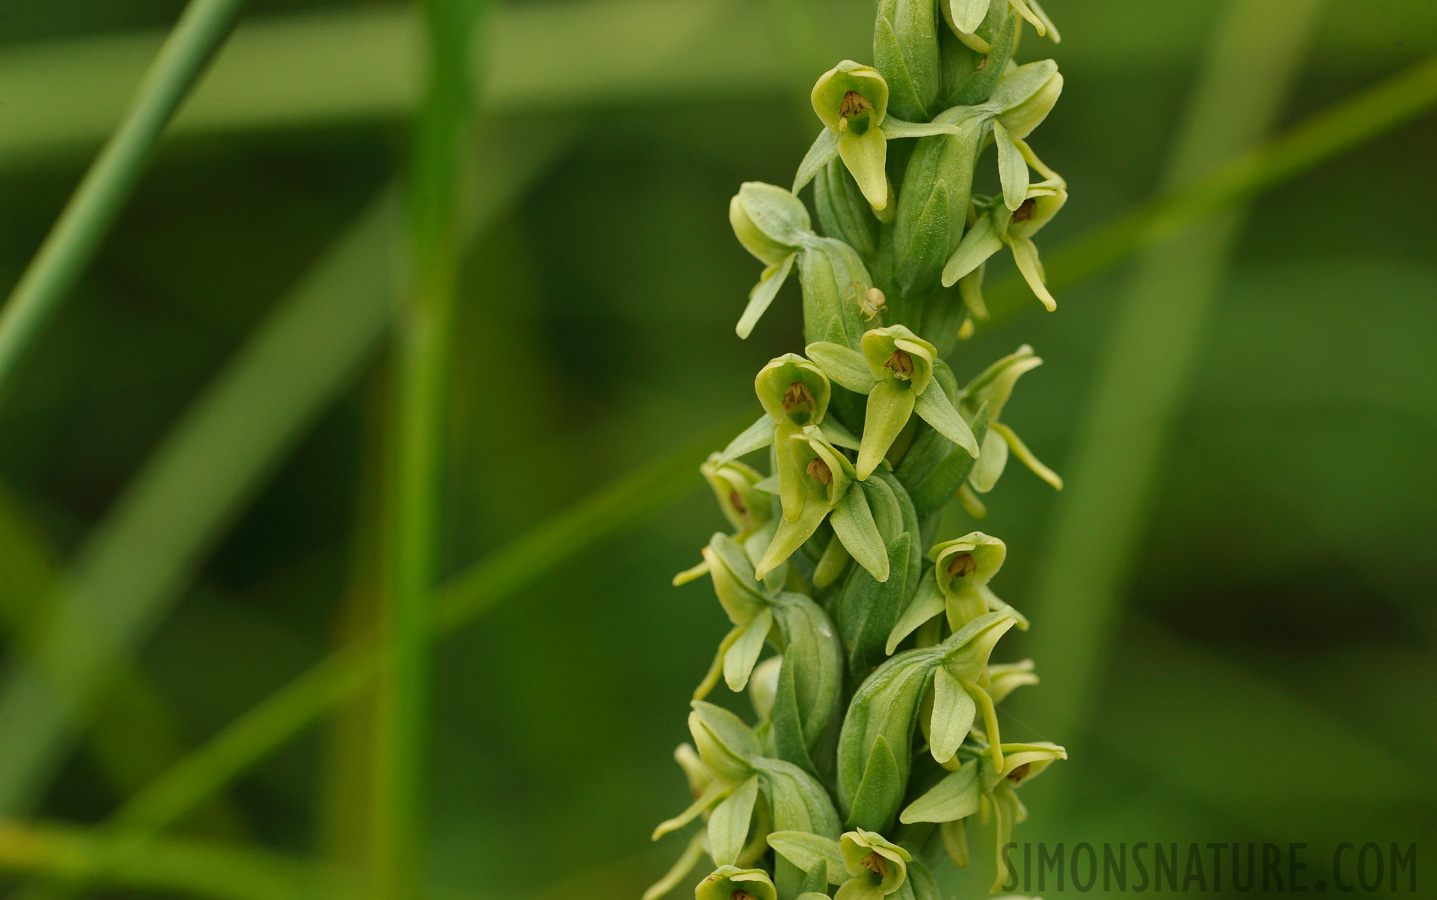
[649,0,1076,896]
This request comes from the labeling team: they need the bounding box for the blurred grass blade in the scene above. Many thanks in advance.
[0,819,362,900]
[105,414,736,843]
[0,126,574,814]
[0,0,763,169]
[1015,0,1326,744]
[372,0,488,894]
[0,0,242,396]
[985,50,1437,323]
[0,491,248,837]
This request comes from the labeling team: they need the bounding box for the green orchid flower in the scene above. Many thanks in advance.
[945,0,1059,54]
[696,866,778,900]
[754,427,888,583]
[898,741,1065,891]
[701,456,772,538]
[729,184,878,346]
[835,829,911,900]
[954,346,1062,518]
[807,326,978,480]
[931,532,1024,630]
[809,62,892,211]
[889,58,1062,296]
[943,181,1067,310]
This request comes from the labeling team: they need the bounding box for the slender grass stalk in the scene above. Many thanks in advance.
[0,819,362,900]
[373,1,486,895]
[0,126,570,817]
[1014,0,1326,752]
[17,51,1434,851]
[10,417,733,899]
[0,0,242,398]
[983,50,1437,325]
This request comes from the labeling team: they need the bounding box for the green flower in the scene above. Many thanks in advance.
[835,830,911,900]
[899,741,1065,891]
[701,457,772,538]
[696,866,778,900]
[729,183,811,339]
[755,428,888,584]
[931,532,1019,630]
[943,181,1067,310]
[807,326,978,481]
[956,346,1062,512]
[811,62,892,211]
[945,0,1059,53]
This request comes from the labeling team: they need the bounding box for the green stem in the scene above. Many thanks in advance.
[0,0,242,399]
[0,819,362,900]
[373,1,486,895]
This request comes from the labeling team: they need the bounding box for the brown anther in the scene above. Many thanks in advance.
[731,892,756,900]
[1007,762,1033,783]
[840,90,873,119]
[729,489,748,519]
[806,457,833,485]
[947,552,977,578]
[861,851,890,878]
[1012,198,1038,223]
[884,349,915,380]
[975,55,989,72]
[783,380,816,413]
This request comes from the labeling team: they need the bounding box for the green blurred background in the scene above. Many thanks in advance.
[0,0,1434,897]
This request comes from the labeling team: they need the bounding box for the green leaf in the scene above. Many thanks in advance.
[830,486,888,582]
[794,129,841,194]
[901,760,981,824]
[818,415,861,451]
[950,0,990,33]
[967,427,1009,493]
[753,757,842,839]
[724,609,773,692]
[690,701,760,783]
[880,117,968,139]
[837,532,912,683]
[805,341,877,393]
[913,380,980,457]
[858,381,917,480]
[715,415,776,465]
[738,252,797,338]
[886,568,943,654]
[709,775,759,865]
[847,733,903,832]
[929,667,977,763]
[767,832,846,882]
[942,213,1003,286]
[993,120,1029,211]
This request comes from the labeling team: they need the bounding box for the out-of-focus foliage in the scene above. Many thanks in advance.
[0,1,1433,897]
